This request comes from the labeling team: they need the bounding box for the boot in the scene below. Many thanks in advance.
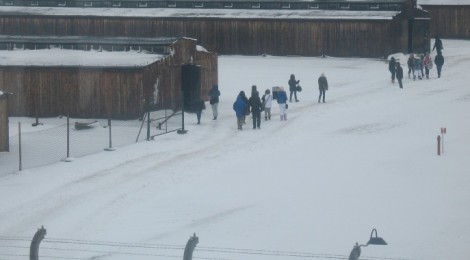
[284,115,287,120]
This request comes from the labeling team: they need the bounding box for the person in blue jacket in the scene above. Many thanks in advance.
[233,91,248,130]
[276,87,288,121]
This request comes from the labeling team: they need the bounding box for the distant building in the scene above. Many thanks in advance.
[0,37,217,119]
[0,0,430,57]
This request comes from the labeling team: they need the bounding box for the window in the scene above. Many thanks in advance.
[281,3,290,9]
[58,1,66,6]
[251,3,260,9]
[340,4,349,10]
[194,2,203,8]
[111,2,121,7]
[309,3,319,9]
[223,2,233,8]
[84,1,92,7]
[369,4,379,10]
[167,1,176,7]
[30,1,39,6]
[5,1,13,6]
[138,2,147,7]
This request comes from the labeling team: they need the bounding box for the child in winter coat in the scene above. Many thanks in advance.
[423,52,433,79]
[261,89,272,121]
[413,56,423,80]
[276,87,288,121]
[233,91,248,130]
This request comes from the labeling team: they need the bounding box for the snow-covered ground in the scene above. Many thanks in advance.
[0,39,469,260]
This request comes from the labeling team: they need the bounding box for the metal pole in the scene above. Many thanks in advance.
[67,115,70,158]
[18,122,22,171]
[105,117,115,151]
[30,226,47,260]
[108,117,112,148]
[146,110,150,141]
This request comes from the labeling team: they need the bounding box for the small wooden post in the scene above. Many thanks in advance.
[437,135,441,156]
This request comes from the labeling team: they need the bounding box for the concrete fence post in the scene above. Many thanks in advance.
[30,226,46,260]
[183,233,199,260]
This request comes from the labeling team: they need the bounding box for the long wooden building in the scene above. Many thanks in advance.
[0,0,430,57]
[0,37,218,119]
[419,2,470,39]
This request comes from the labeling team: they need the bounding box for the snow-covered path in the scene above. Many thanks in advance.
[1,40,469,260]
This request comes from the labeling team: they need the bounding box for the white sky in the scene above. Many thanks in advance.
[0,39,469,260]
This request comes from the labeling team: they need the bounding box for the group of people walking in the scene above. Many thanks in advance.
[232,73,329,130]
[195,72,330,130]
[388,37,445,89]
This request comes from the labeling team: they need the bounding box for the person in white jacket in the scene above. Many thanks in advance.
[261,89,273,121]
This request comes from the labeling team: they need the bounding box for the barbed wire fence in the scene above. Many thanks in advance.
[0,98,186,177]
[0,227,414,260]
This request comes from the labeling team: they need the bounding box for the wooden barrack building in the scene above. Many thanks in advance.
[0,37,218,119]
[0,0,430,57]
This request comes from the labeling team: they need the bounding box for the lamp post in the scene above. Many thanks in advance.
[348,228,387,260]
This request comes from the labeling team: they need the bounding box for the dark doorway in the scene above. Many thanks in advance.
[181,64,201,112]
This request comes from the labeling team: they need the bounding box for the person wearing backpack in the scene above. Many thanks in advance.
[249,91,262,129]
[261,89,272,121]
[435,53,444,78]
[208,84,220,120]
[233,91,248,130]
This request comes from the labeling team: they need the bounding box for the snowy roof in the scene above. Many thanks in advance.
[418,0,469,5]
[0,6,401,19]
[0,49,165,68]
[0,35,179,46]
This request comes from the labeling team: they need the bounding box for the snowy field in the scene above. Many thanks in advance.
[1,39,470,260]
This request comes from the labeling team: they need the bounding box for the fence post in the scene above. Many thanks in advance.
[437,135,441,156]
[104,117,115,151]
[18,122,22,171]
[30,226,46,260]
[63,115,73,162]
[183,233,199,260]
[177,92,187,134]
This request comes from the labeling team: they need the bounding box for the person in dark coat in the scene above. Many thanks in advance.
[396,62,404,89]
[233,91,248,130]
[288,74,300,102]
[249,91,262,129]
[388,57,397,83]
[208,84,220,120]
[407,54,414,79]
[434,53,444,78]
[432,36,443,55]
[191,97,205,124]
[318,73,328,103]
